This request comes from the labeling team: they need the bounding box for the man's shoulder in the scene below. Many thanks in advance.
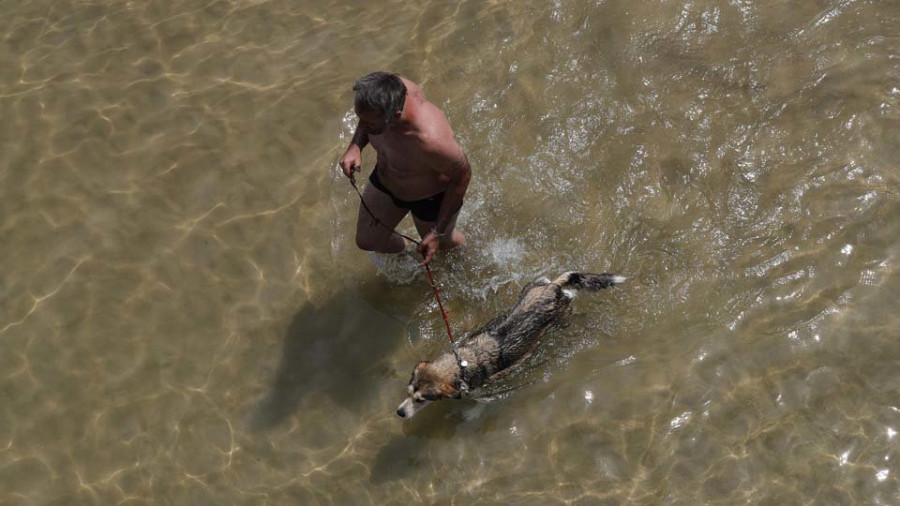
[416,103,455,139]
[400,77,426,99]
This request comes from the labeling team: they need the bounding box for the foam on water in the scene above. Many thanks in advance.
[367,249,421,284]
[487,237,525,267]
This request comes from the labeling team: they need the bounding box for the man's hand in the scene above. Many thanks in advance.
[339,145,362,180]
[416,231,441,266]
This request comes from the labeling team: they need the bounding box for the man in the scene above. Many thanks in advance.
[339,72,470,266]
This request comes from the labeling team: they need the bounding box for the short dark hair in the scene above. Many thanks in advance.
[353,72,407,121]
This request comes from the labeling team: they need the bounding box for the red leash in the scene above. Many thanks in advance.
[349,176,459,352]
[424,264,456,349]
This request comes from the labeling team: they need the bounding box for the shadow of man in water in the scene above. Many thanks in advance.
[250,287,410,431]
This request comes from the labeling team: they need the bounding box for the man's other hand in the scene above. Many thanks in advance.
[340,146,362,179]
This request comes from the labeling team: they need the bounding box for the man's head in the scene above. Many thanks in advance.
[353,72,407,135]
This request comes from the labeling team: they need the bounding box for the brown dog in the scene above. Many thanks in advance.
[397,272,624,418]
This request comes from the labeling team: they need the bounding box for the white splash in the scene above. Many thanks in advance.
[487,238,525,267]
[617,355,637,366]
[368,251,420,284]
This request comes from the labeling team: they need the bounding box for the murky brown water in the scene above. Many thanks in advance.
[2,0,899,503]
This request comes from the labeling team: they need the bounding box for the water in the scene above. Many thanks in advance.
[2,0,899,503]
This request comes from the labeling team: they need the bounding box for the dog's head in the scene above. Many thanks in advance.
[396,360,463,418]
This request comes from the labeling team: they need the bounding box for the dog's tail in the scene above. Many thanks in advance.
[552,272,626,291]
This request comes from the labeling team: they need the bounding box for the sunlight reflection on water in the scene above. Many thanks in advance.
[2,0,899,504]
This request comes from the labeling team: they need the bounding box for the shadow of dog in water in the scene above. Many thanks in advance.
[250,288,408,431]
[369,402,467,484]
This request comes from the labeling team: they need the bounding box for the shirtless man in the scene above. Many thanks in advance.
[339,72,470,266]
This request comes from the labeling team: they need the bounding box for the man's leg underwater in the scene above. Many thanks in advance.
[355,181,409,254]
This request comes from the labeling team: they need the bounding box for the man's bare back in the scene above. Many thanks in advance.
[340,72,471,265]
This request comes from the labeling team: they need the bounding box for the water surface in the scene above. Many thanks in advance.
[2,0,899,503]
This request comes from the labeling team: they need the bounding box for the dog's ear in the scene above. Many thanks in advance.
[428,381,462,400]
[415,361,430,371]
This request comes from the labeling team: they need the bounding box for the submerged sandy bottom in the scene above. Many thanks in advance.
[2,0,899,503]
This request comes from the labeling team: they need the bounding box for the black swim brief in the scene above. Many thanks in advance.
[369,168,445,222]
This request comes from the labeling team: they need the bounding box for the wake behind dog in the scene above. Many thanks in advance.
[397,272,625,418]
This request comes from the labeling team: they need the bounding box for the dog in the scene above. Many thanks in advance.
[397,272,625,418]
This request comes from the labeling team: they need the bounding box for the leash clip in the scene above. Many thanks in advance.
[451,342,470,392]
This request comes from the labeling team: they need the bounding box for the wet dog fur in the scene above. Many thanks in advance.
[397,272,624,418]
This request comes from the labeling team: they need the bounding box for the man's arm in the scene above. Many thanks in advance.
[350,126,370,151]
[417,144,471,265]
[433,152,470,235]
[340,127,370,179]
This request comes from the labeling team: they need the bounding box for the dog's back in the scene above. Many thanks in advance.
[466,272,625,378]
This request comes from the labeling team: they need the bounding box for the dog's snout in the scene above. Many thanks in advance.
[396,408,406,418]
